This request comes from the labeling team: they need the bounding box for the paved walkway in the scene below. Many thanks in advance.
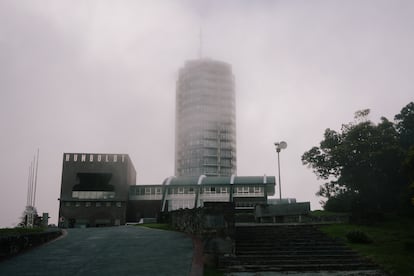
[0,226,194,276]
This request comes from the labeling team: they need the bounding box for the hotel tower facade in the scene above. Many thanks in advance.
[175,59,237,177]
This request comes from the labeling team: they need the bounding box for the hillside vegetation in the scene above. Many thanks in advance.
[319,215,414,276]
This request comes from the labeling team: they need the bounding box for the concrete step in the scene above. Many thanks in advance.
[219,224,380,273]
[236,244,345,249]
[219,263,379,272]
[220,257,370,265]
[235,253,358,258]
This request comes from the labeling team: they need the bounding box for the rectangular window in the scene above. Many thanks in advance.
[178,187,184,194]
[75,202,80,207]
[116,202,122,207]
[81,154,86,162]
[72,191,115,199]
[220,187,228,193]
[155,188,162,194]
[145,188,151,194]
[85,202,91,207]
[65,154,70,161]
[236,187,249,194]
[89,154,94,162]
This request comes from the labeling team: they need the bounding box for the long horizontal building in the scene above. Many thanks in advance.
[59,153,275,227]
[127,175,275,219]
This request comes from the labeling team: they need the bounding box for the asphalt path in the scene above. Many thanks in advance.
[0,226,194,276]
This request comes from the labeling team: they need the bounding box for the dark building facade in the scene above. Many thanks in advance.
[58,153,136,227]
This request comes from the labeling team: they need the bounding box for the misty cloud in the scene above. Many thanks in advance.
[1,0,413,227]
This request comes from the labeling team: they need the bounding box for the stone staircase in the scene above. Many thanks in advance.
[218,224,382,273]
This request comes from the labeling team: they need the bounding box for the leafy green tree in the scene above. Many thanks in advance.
[395,102,414,214]
[401,146,414,214]
[302,109,406,214]
[395,102,414,150]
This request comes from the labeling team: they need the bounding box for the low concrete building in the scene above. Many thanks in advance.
[255,202,311,223]
[58,152,276,226]
[127,175,275,222]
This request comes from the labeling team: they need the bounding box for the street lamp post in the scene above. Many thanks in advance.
[274,141,287,201]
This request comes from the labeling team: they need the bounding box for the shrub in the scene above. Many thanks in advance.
[404,240,414,252]
[346,230,372,244]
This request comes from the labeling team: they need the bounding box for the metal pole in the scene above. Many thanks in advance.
[33,148,39,207]
[277,149,282,200]
[30,160,35,206]
[27,166,31,206]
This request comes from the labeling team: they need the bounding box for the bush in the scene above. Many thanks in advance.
[346,230,372,244]
[404,240,414,252]
[323,192,357,213]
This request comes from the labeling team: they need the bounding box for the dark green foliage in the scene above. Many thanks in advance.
[395,102,414,150]
[401,147,414,215]
[0,227,44,236]
[302,102,414,215]
[319,215,414,275]
[323,191,356,212]
[404,240,414,253]
[346,230,372,244]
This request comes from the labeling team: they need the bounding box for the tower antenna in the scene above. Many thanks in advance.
[199,26,203,59]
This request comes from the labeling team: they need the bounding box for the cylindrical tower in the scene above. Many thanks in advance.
[175,59,237,177]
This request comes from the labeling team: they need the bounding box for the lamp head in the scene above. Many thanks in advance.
[274,141,287,151]
[279,141,287,149]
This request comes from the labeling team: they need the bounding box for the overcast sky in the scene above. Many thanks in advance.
[1,0,413,227]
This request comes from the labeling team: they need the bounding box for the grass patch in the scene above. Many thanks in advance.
[135,223,175,231]
[319,216,414,276]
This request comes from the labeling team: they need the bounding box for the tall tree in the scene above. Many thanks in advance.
[395,102,414,150]
[396,102,414,213]
[402,147,414,213]
[302,109,405,214]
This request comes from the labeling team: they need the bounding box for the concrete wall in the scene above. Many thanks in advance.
[168,202,235,267]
